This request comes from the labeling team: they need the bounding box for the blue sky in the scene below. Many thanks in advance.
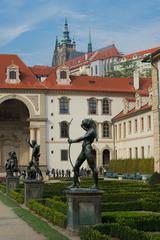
[0,0,160,66]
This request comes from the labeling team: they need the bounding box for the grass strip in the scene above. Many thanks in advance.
[0,192,69,240]
[14,207,69,240]
[0,192,19,207]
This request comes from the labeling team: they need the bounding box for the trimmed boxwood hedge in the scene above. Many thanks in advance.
[0,183,6,193]
[8,189,24,204]
[80,223,150,240]
[109,158,154,174]
[44,198,67,214]
[102,211,160,232]
[28,199,67,228]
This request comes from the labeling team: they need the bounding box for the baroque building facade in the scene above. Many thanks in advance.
[1,51,160,173]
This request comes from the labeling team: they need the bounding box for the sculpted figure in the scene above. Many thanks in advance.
[5,151,21,176]
[26,140,43,180]
[68,118,98,189]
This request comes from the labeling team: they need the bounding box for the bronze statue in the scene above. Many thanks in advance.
[5,151,21,177]
[26,140,43,180]
[68,118,98,189]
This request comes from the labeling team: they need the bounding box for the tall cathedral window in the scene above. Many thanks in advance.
[59,97,69,114]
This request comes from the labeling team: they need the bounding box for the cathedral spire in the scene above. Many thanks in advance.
[87,30,92,53]
[63,18,71,43]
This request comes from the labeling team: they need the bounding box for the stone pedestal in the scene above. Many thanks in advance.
[24,180,43,205]
[6,176,19,193]
[65,188,103,232]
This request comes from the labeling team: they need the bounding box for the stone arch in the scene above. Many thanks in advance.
[0,95,36,118]
[0,98,31,169]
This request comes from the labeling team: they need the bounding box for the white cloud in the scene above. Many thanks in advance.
[0,25,31,47]
[0,2,87,47]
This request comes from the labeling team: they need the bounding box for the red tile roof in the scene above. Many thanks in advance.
[90,45,121,61]
[124,47,160,60]
[64,45,121,69]
[29,65,53,75]
[0,54,151,93]
[0,54,46,89]
[124,97,136,102]
[112,103,151,122]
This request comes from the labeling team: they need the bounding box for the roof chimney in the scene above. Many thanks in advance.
[133,70,139,90]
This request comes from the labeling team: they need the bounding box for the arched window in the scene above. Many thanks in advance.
[102,121,111,138]
[88,98,97,114]
[59,97,69,114]
[102,98,110,114]
[9,70,16,79]
[60,121,69,138]
[103,149,110,166]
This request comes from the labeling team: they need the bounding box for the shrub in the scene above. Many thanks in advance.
[8,189,24,204]
[102,211,160,232]
[109,158,154,174]
[0,183,6,193]
[79,226,111,240]
[28,199,67,228]
[80,223,150,240]
[45,198,67,214]
[148,172,160,185]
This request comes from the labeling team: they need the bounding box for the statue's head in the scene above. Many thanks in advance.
[81,118,96,131]
[32,140,36,146]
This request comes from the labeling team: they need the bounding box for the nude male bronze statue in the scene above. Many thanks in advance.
[68,118,98,189]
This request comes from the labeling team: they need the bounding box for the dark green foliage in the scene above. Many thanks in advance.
[8,189,24,204]
[102,211,160,232]
[28,199,67,228]
[109,158,154,174]
[79,226,111,240]
[80,223,150,240]
[44,198,67,214]
[148,172,160,185]
[0,183,6,193]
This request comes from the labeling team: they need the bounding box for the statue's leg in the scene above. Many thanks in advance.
[86,147,98,189]
[70,151,85,188]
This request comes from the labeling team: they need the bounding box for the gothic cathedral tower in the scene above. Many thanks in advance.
[52,19,76,66]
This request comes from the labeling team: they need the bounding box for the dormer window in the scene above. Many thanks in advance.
[60,71,67,79]
[9,70,16,79]
[6,62,20,84]
[56,65,71,85]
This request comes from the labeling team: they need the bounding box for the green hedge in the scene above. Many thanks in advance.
[28,199,67,228]
[102,211,160,232]
[109,158,154,174]
[79,226,111,240]
[0,183,6,193]
[8,189,24,204]
[80,223,150,240]
[44,198,67,214]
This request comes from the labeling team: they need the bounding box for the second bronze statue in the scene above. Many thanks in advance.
[68,118,98,189]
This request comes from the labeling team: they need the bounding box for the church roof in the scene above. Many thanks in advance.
[124,47,160,60]
[63,44,121,69]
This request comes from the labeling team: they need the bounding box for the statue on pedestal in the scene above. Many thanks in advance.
[26,140,43,180]
[68,118,98,189]
[5,151,21,177]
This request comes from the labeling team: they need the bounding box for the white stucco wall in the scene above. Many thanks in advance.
[45,91,128,171]
[114,110,154,159]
